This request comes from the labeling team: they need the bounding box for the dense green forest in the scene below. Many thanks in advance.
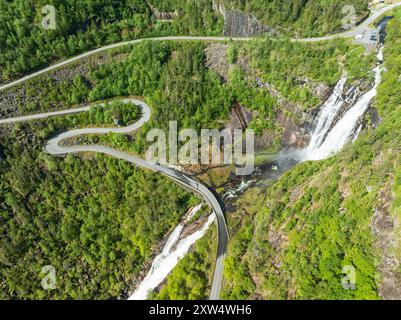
[0,40,230,298]
[0,0,372,82]
[0,0,394,300]
[45,100,142,130]
[0,115,200,298]
[222,11,401,300]
[75,100,141,127]
[219,0,370,36]
[0,0,222,82]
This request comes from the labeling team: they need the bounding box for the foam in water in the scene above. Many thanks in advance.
[306,77,347,154]
[128,205,214,300]
[301,48,383,161]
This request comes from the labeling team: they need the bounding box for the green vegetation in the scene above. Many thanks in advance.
[0,1,396,300]
[147,0,223,35]
[219,0,370,37]
[231,38,375,111]
[42,100,142,133]
[1,0,372,83]
[4,37,374,156]
[81,101,141,127]
[150,226,217,300]
[223,187,264,299]
[1,0,147,82]
[0,0,222,82]
[0,115,199,299]
[89,41,232,132]
[222,11,401,300]
[1,40,231,299]
[6,41,232,130]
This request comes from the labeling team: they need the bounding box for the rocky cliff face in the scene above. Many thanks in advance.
[278,112,310,149]
[147,2,177,20]
[212,0,272,37]
[225,103,254,131]
[204,42,377,152]
[223,10,273,37]
[250,75,317,149]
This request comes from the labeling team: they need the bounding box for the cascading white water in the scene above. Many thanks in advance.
[301,48,384,161]
[305,77,348,153]
[128,204,215,300]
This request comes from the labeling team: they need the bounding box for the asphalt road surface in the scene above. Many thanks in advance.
[296,1,401,43]
[0,36,250,92]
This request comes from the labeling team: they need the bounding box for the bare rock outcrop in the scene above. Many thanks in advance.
[371,179,401,300]
[223,11,273,37]
[205,43,230,82]
[226,103,254,131]
[212,0,273,37]
[297,77,332,101]
[278,112,310,149]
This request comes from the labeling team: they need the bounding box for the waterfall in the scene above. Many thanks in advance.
[300,48,384,161]
[305,77,347,154]
[128,205,215,300]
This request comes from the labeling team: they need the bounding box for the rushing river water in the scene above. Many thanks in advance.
[301,51,383,161]
[128,204,215,300]
[271,47,385,165]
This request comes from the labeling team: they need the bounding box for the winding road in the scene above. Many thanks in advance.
[1,1,400,300]
[1,3,401,93]
[0,98,228,300]
[0,36,250,93]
